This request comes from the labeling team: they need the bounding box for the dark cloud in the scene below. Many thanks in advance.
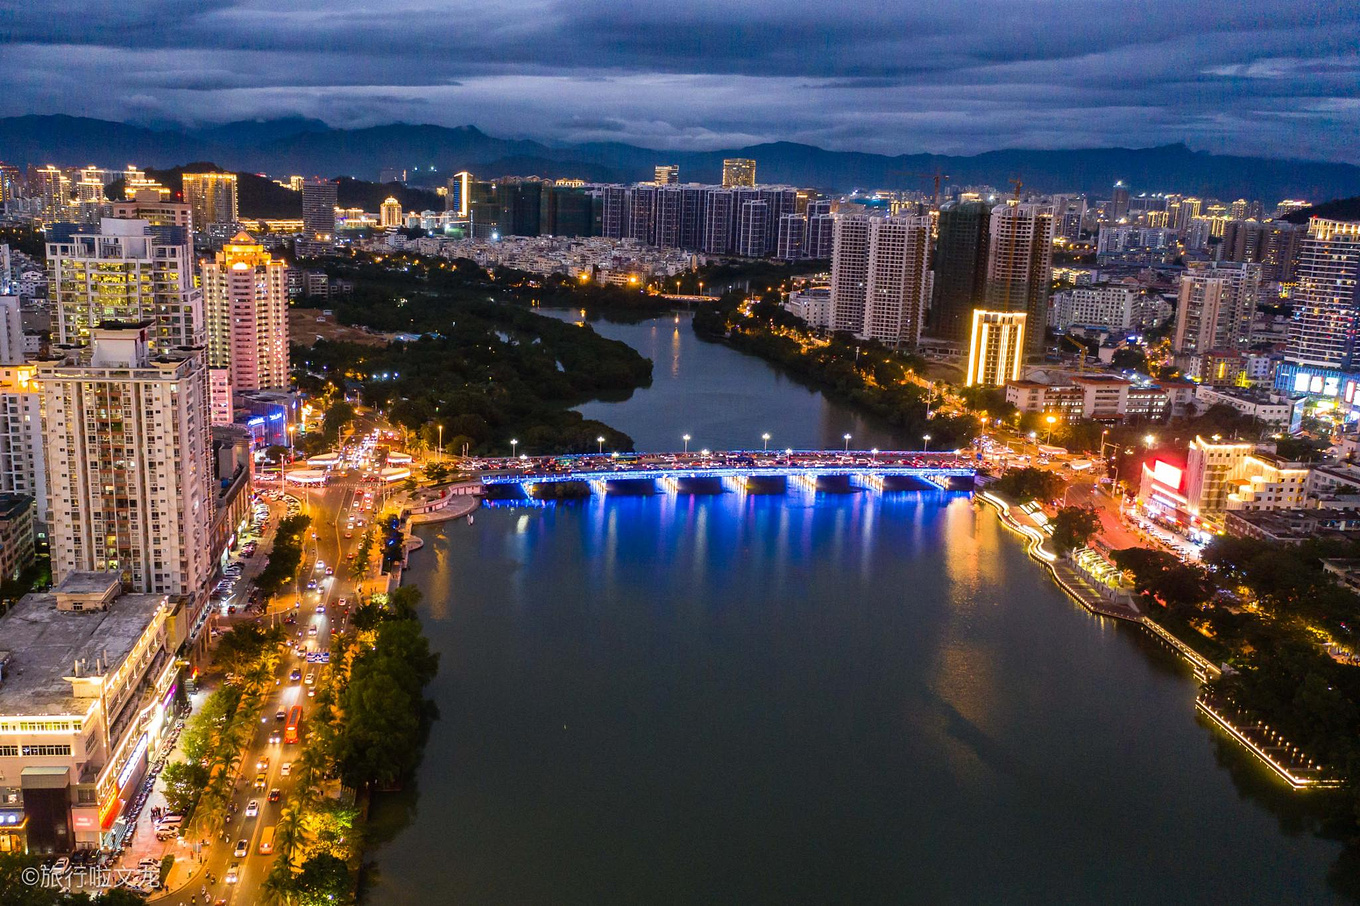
[1,0,1357,160]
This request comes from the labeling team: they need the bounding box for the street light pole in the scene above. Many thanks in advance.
[762,432,770,451]
[683,433,691,454]
[597,435,605,454]
[843,433,851,453]
[437,424,443,463]
[923,434,931,453]
[511,438,518,458]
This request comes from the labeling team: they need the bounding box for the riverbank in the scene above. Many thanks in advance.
[974,486,1346,793]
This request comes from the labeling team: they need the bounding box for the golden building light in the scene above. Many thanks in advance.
[965,309,1026,387]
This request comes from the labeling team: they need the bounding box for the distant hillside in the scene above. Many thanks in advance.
[4,115,1359,201]
[1283,196,1360,225]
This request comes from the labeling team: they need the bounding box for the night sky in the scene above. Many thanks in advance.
[3,0,1358,159]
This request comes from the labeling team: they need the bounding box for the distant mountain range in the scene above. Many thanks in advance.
[4,115,1360,203]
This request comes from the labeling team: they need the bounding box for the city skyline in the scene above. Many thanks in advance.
[2,2,1359,163]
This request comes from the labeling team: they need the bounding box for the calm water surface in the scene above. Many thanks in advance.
[364,312,1346,904]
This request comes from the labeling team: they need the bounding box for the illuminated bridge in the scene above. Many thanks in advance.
[478,450,977,498]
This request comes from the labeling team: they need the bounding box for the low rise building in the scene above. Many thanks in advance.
[1225,508,1360,544]
[0,573,178,854]
[1194,386,1305,431]
[783,287,832,329]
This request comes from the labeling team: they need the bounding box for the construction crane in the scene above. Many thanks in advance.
[1009,175,1024,204]
[886,169,951,207]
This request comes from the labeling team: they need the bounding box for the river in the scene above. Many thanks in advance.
[364,311,1348,904]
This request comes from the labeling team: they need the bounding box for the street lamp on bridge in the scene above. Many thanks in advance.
[762,432,770,451]
[597,436,605,454]
[922,434,932,453]
[871,447,879,461]
[682,434,691,454]
[511,438,518,458]
[843,433,851,452]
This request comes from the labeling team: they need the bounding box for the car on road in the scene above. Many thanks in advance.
[245,799,259,817]
[275,710,286,722]
[268,788,281,802]
[325,567,334,576]
[281,762,292,776]
[226,863,240,884]
[289,668,302,681]
[234,839,249,858]
[314,561,325,572]
[308,625,318,635]
[305,672,315,685]
[257,756,270,770]
[344,531,353,539]
[254,772,267,789]
[316,603,325,613]
[268,730,281,744]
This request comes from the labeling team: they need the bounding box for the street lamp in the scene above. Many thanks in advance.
[1144,434,1156,448]
[597,435,605,454]
[288,423,296,452]
[510,438,518,458]
[437,424,443,462]
[762,432,771,451]
[843,433,852,452]
[871,447,879,461]
[1045,415,1057,446]
[922,433,932,452]
[682,433,691,454]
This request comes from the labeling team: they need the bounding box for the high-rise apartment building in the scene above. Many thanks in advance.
[300,178,338,253]
[654,165,679,185]
[829,214,931,346]
[181,172,239,228]
[201,231,289,405]
[722,158,756,188]
[47,218,204,353]
[1285,219,1360,370]
[111,188,193,231]
[965,310,1027,387]
[446,171,472,218]
[929,200,991,342]
[0,294,44,520]
[736,201,769,257]
[38,322,213,602]
[29,165,71,225]
[1173,261,1261,356]
[985,202,1054,357]
[1111,182,1130,221]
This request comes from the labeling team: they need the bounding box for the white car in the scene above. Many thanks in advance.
[226,863,240,884]
[245,799,259,818]
[51,857,70,876]
[281,762,292,777]
[234,839,249,858]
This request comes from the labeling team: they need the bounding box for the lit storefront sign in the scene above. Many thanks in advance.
[1152,460,1183,491]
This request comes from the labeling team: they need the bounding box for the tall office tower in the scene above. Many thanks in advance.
[654,165,679,185]
[300,178,338,251]
[1285,219,1360,369]
[736,201,769,257]
[653,187,683,248]
[830,215,931,345]
[0,162,19,202]
[47,218,204,353]
[181,173,239,229]
[1173,261,1262,356]
[380,196,403,228]
[776,213,805,260]
[111,188,193,231]
[628,184,657,244]
[446,171,472,217]
[1111,182,1130,221]
[201,231,289,400]
[703,191,736,254]
[722,158,757,188]
[929,200,992,341]
[601,186,629,239]
[985,202,1054,358]
[965,310,1027,387]
[38,322,213,602]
